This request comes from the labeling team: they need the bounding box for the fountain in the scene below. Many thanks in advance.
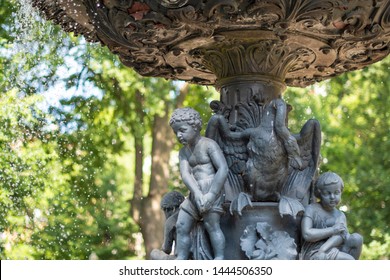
[30,0,390,260]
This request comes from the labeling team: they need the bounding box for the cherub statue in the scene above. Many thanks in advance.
[150,191,184,260]
[300,172,363,260]
[207,98,320,217]
[169,107,228,260]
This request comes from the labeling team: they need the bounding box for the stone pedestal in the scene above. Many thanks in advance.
[221,202,301,260]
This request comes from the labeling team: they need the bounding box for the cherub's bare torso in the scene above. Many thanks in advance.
[182,137,217,184]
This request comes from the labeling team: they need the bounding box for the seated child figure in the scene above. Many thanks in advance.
[150,191,185,260]
[169,107,228,260]
[300,172,363,260]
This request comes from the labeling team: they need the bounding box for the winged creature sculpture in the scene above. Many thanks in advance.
[206,97,321,218]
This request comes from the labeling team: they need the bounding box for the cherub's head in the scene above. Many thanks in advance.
[314,172,344,210]
[210,100,231,118]
[160,191,185,219]
[169,108,202,145]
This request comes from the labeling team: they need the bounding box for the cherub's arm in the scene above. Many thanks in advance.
[207,114,250,140]
[318,213,348,252]
[301,207,345,242]
[201,141,228,211]
[208,141,229,196]
[179,149,202,201]
[318,235,343,253]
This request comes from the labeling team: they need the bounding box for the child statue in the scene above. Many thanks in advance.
[169,107,228,260]
[150,191,184,260]
[300,172,363,260]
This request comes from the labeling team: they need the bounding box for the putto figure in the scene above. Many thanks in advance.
[150,191,185,260]
[169,107,228,260]
[300,172,363,260]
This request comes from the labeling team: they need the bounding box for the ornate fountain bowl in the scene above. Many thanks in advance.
[33,0,390,87]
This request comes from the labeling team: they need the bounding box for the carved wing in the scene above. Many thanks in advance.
[221,135,248,202]
[282,119,321,206]
[206,100,261,201]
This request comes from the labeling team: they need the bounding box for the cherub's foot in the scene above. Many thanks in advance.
[150,249,176,260]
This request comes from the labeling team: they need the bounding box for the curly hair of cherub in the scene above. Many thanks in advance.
[169,107,202,131]
[160,191,185,210]
[314,172,344,198]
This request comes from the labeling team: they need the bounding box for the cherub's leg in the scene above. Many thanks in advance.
[341,233,363,260]
[273,99,302,169]
[175,210,195,260]
[334,251,355,260]
[203,212,225,260]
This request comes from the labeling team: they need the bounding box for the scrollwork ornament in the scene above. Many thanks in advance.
[377,1,390,31]
[203,0,240,18]
[32,0,390,87]
[246,0,285,24]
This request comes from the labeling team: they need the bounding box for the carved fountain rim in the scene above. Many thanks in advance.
[31,0,390,88]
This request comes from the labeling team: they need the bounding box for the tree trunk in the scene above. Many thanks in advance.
[131,84,189,259]
[129,90,145,231]
[130,136,143,224]
[139,111,175,258]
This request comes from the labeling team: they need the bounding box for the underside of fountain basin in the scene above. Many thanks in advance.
[31,0,390,88]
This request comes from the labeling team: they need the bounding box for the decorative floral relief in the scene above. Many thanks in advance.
[240,222,297,260]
